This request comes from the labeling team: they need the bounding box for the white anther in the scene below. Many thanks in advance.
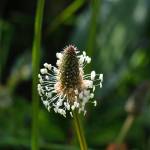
[71,105,75,110]
[46,92,52,98]
[70,112,73,117]
[83,51,86,56]
[91,71,96,80]
[38,74,41,78]
[56,60,61,66]
[90,93,94,99]
[40,68,47,74]
[93,100,97,106]
[86,56,91,64]
[87,81,93,88]
[84,110,87,116]
[100,82,102,88]
[56,53,63,59]
[45,75,49,80]
[79,55,84,64]
[57,101,62,107]
[43,101,49,107]
[99,74,103,82]
[44,63,51,70]
[48,106,51,112]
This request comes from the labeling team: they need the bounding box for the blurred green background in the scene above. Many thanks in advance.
[0,0,150,149]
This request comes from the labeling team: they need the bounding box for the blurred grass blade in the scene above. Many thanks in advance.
[7,51,31,93]
[47,0,85,33]
[0,20,13,81]
[86,0,100,71]
[32,0,45,150]
[116,115,135,145]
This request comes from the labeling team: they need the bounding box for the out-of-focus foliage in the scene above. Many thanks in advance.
[0,0,150,149]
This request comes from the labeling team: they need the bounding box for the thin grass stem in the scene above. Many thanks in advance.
[31,0,45,150]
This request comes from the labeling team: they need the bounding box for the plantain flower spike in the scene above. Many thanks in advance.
[37,45,103,117]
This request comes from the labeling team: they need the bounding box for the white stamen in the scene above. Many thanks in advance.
[93,86,95,92]
[90,93,94,99]
[84,110,87,116]
[43,101,49,107]
[45,75,49,80]
[99,74,103,82]
[38,74,41,78]
[71,105,75,110]
[91,71,96,80]
[46,92,52,98]
[39,78,43,83]
[56,60,61,66]
[86,56,91,64]
[70,112,73,117]
[79,55,84,64]
[40,68,47,74]
[48,106,51,111]
[56,52,63,59]
[100,82,102,88]
[44,63,52,70]
[83,51,86,56]
[53,67,58,73]
[93,100,97,106]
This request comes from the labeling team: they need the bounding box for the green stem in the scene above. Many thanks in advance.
[73,111,88,150]
[31,0,45,150]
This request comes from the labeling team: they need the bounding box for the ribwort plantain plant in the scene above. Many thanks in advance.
[37,45,103,150]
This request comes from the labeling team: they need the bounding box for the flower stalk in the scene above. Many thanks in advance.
[73,111,88,150]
